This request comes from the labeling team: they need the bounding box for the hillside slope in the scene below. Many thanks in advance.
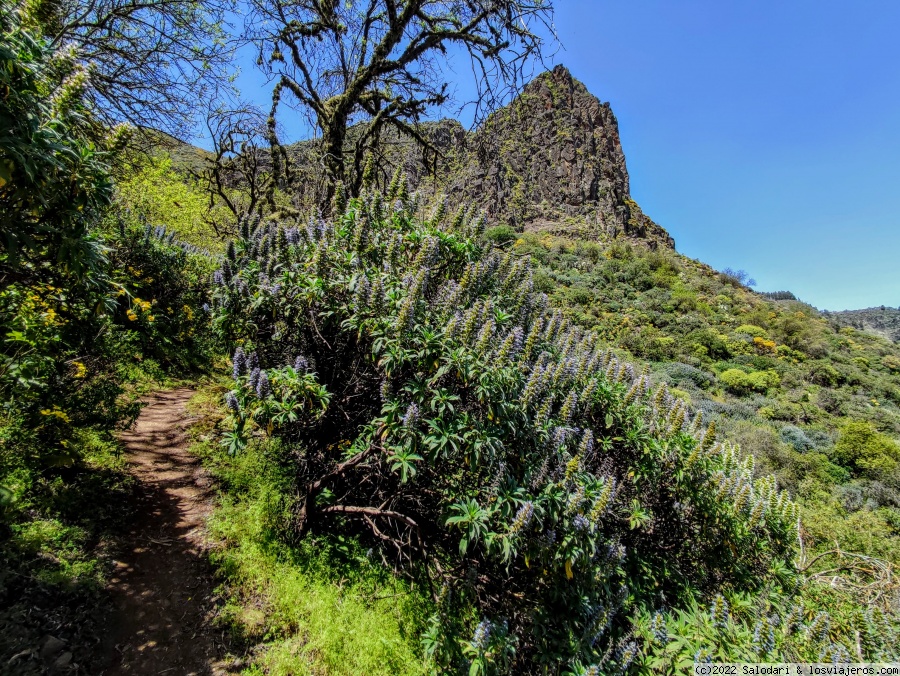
[830,306,900,344]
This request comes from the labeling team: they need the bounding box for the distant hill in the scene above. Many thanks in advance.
[141,127,214,175]
[829,306,900,343]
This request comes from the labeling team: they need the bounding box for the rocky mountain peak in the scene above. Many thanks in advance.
[436,64,674,248]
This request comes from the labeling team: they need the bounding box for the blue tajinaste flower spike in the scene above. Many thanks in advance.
[529,454,551,490]
[579,378,597,408]
[402,402,420,429]
[650,611,668,644]
[460,306,481,343]
[533,394,555,429]
[558,329,576,361]
[213,270,224,286]
[414,236,440,268]
[567,481,586,511]
[248,352,260,370]
[368,277,384,314]
[285,227,300,245]
[445,311,464,339]
[694,648,712,664]
[451,203,468,230]
[225,392,240,413]
[524,364,550,407]
[764,620,776,654]
[616,641,638,673]
[807,611,831,643]
[256,370,271,398]
[623,375,644,405]
[521,317,544,363]
[379,380,392,402]
[558,390,579,423]
[549,357,569,388]
[248,367,261,391]
[578,429,594,460]
[549,425,569,452]
[605,357,621,382]
[475,318,495,354]
[752,619,765,652]
[351,213,370,251]
[710,594,730,629]
[471,620,491,652]
[540,312,556,343]
[509,501,534,534]
[353,276,370,314]
[202,303,210,313]
[439,280,463,314]
[589,478,616,523]
[572,514,590,531]
[233,347,247,379]
[294,355,308,372]
[469,212,487,238]
[431,196,447,225]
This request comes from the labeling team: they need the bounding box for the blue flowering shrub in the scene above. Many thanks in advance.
[210,189,894,673]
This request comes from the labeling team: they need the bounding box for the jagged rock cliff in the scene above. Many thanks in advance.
[442,65,673,248]
[394,65,673,248]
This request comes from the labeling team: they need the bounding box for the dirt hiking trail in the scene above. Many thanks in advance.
[103,388,232,675]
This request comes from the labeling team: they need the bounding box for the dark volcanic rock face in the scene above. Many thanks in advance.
[436,65,674,248]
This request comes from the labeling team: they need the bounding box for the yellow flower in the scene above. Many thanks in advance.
[40,407,71,423]
[72,361,87,378]
[147,315,155,323]
[126,309,138,321]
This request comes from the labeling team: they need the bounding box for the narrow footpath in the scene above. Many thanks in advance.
[102,388,231,675]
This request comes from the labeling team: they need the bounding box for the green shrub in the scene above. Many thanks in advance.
[734,325,767,338]
[883,355,900,373]
[832,422,900,484]
[484,224,517,246]
[660,362,716,390]
[210,195,802,671]
[0,5,112,285]
[720,368,780,394]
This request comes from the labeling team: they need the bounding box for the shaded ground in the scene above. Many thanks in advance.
[101,388,232,675]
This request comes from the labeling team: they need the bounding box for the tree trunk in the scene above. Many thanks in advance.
[321,116,347,213]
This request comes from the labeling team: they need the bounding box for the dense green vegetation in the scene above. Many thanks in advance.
[0,5,215,667]
[3,0,900,671]
[193,192,898,672]
[508,231,900,571]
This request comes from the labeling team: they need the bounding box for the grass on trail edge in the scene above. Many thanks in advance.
[187,384,430,676]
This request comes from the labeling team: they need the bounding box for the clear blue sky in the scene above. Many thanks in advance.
[227,0,900,311]
[545,0,900,311]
